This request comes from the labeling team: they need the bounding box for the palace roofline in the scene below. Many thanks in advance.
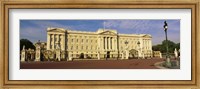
[47,27,152,37]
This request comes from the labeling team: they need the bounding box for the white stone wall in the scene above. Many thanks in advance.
[46,28,153,59]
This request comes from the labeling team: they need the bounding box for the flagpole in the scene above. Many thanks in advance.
[104,21,105,31]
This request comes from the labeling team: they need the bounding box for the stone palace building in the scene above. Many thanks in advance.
[21,27,153,61]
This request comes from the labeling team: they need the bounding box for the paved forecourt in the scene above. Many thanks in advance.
[20,58,165,69]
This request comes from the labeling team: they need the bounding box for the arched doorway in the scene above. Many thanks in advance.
[80,53,84,59]
[107,51,110,58]
[129,49,138,59]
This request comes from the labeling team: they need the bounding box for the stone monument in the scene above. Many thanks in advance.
[21,45,26,62]
[160,52,162,58]
[174,48,178,59]
[35,45,41,61]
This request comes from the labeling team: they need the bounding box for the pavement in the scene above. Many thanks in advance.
[20,58,169,69]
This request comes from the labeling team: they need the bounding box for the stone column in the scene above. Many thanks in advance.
[103,37,105,50]
[108,37,110,50]
[107,37,109,50]
[62,34,65,51]
[110,37,112,50]
[52,34,55,50]
[112,38,114,50]
[56,34,58,44]
[115,37,118,51]
[105,37,107,50]
[149,39,153,57]
[98,36,101,51]
[101,37,103,50]
[47,34,51,50]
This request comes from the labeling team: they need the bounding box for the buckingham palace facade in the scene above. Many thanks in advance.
[46,27,152,61]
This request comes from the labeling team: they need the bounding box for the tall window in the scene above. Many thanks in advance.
[71,46,73,50]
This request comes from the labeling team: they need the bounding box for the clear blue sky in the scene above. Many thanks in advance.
[20,20,180,45]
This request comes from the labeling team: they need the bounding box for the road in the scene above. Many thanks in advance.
[20,58,166,69]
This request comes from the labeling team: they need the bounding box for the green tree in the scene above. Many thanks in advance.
[175,43,180,50]
[20,39,35,51]
[152,40,180,53]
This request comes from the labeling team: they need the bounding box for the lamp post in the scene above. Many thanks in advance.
[163,21,171,67]
[137,41,140,59]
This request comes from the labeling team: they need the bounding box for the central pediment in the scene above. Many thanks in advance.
[142,34,152,38]
[98,30,117,35]
[47,28,65,33]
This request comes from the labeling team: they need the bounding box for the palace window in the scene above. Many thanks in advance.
[71,46,73,50]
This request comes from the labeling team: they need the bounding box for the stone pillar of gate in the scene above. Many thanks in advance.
[125,50,129,59]
[35,45,41,61]
[21,45,26,62]
[68,52,72,61]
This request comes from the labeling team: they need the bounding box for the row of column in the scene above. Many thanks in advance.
[103,37,116,50]
[47,34,65,50]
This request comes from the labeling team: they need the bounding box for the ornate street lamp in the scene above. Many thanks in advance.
[163,21,171,67]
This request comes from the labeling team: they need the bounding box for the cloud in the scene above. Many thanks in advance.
[104,20,180,45]
[20,20,180,45]
[105,20,156,34]
[20,26,47,43]
[28,20,72,29]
